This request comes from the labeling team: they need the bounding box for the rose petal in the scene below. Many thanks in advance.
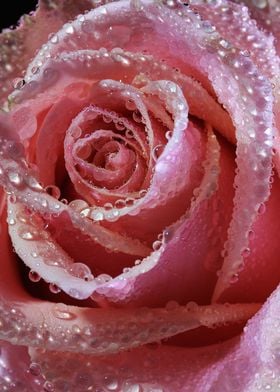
[0,0,100,107]
[26,283,280,391]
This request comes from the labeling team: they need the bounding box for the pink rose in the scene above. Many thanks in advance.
[0,0,279,390]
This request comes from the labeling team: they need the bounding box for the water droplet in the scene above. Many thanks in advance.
[230,274,239,284]
[257,203,266,214]
[104,376,119,391]
[29,362,41,376]
[123,383,142,392]
[80,208,91,217]
[8,171,23,186]
[29,270,41,283]
[70,126,82,139]
[65,24,74,34]
[53,303,76,320]
[162,228,174,243]
[69,199,89,212]
[13,78,25,89]
[252,0,267,9]
[8,218,16,225]
[18,226,39,241]
[45,185,61,199]
[165,130,172,140]
[49,33,59,44]
[152,240,162,251]
[43,380,55,392]
[90,209,104,221]
[125,198,135,207]
[49,283,61,294]
[115,122,126,131]
[102,114,112,123]
[186,301,198,311]
[152,144,164,161]
[96,274,112,283]
[115,199,126,209]
[132,110,142,123]
[125,129,134,138]
[104,203,113,210]
[241,247,251,258]
[165,300,179,310]
[67,263,94,281]
[69,288,83,299]
[125,99,136,111]
[139,189,147,198]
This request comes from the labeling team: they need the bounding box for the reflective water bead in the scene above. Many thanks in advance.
[18,226,39,241]
[115,199,126,208]
[8,171,23,186]
[29,270,41,283]
[45,185,61,199]
[90,209,104,221]
[49,283,61,294]
[29,362,41,376]
[69,199,89,212]
[53,303,76,320]
[152,145,164,161]
[252,0,267,9]
[96,274,112,283]
[125,99,136,111]
[67,262,94,281]
[104,376,119,391]
[43,381,55,392]
[152,240,163,251]
[132,111,142,123]
[103,114,112,123]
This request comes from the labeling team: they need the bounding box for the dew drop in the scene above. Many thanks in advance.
[69,199,89,212]
[125,129,134,139]
[29,270,41,283]
[49,33,59,44]
[53,303,76,320]
[29,362,41,376]
[71,126,82,139]
[125,99,136,111]
[8,171,23,186]
[96,274,112,283]
[230,274,239,284]
[69,288,83,299]
[252,0,267,9]
[152,144,164,161]
[67,263,94,281]
[152,240,162,251]
[162,228,174,243]
[123,383,142,392]
[90,209,104,221]
[241,247,251,258]
[45,185,61,199]
[43,380,55,392]
[132,110,142,123]
[13,78,25,89]
[125,197,135,207]
[8,218,16,225]
[102,114,112,123]
[104,203,113,210]
[257,203,266,214]
[115,199,126,209]
[65,24,74,34]
[18,227,39,241]
[115,122,126,131]
[165,130,172,140]
[49,283,61,294]
[104,376,119,391]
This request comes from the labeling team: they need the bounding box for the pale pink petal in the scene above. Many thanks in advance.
[26,284,280,392]
[0,0,101,106]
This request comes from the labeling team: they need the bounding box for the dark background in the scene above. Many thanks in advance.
[0,0,37,30]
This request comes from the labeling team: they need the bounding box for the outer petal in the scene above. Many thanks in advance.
[26,283,280,392]
[0,0,101,106]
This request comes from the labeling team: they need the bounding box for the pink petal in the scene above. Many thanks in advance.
[26,284,280,391]
[0,0,99,107]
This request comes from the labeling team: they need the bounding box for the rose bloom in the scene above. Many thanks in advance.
[0,0,279,390]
